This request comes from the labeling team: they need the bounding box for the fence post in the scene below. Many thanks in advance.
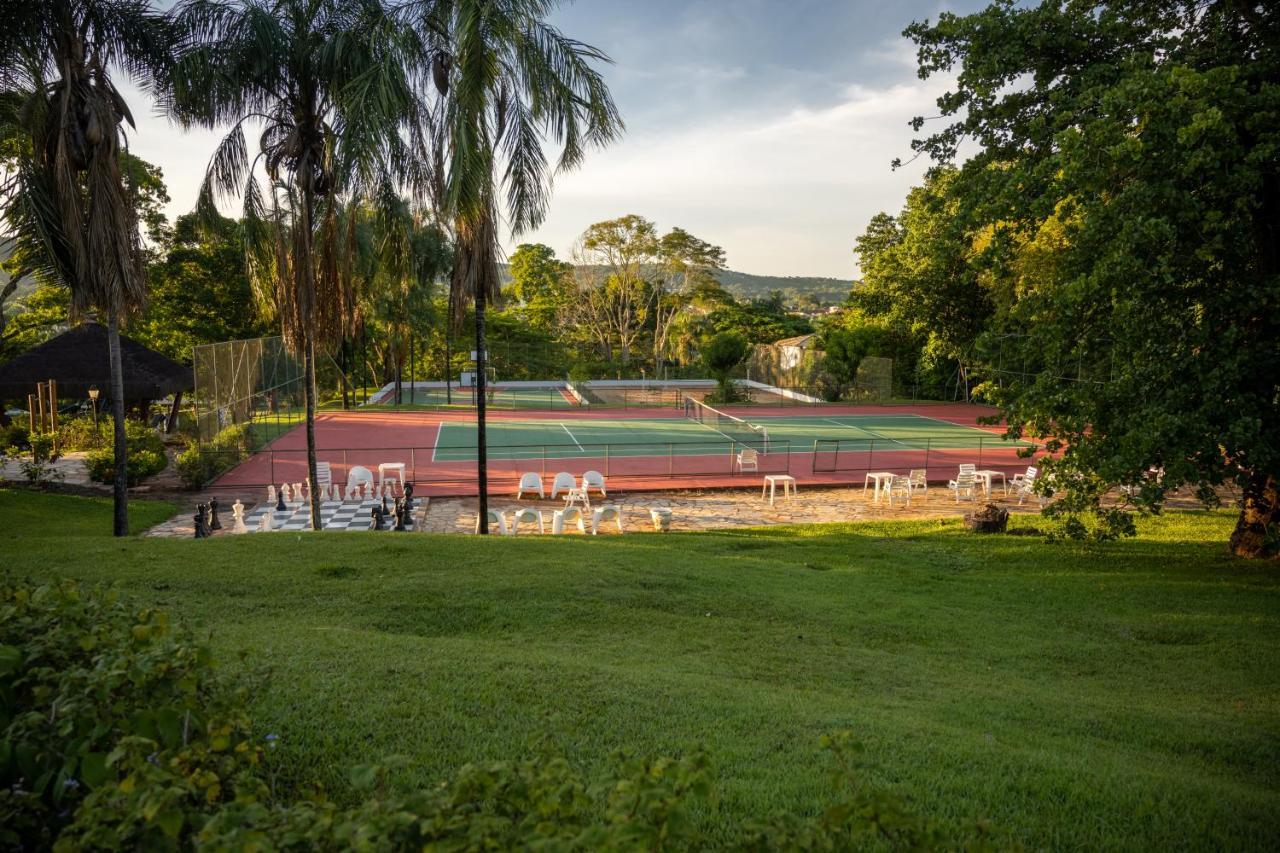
[605,443,610,476]
[924,438,931,476]
[977,436,984,469]
[270,450,275,488]
[668,443,673,477]
[867,439,875,475]
[410,447,416,489]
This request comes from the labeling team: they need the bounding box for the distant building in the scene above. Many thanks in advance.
[772,333,817,370]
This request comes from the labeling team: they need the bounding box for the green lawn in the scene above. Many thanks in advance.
[4,489,1278,849]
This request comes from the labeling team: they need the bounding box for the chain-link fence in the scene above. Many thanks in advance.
[192,336,304,443]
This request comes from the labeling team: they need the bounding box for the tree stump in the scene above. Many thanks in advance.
[964,503,1009,534]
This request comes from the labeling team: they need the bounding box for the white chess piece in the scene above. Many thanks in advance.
[280,482,292,503]
[231,500,248,534]
[319,483,330,502]
[258,510,272,532]
[293,482,305,503]
[267,484,276,505]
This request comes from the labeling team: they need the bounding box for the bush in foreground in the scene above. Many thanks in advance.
[1,581,995,850]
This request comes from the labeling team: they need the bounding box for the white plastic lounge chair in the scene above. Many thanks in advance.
[510,508,544,535]
[475,509,509,535]
[591,505,624,535]
[886,475,912,508]
[958,463,976,475]
[550,471,576,499]
[908,469,927,496]
[736,447,759,473]
[948,469,978,502]
[516,472,544,500]
[552,507,587,535]
[582,470,607,496]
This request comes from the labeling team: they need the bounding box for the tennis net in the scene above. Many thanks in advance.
[682,396,770,454]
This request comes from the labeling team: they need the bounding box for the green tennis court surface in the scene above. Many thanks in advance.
[431,413,1031,462]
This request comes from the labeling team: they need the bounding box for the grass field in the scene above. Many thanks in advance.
[431,412,1033,461]
[4,488,1278,848]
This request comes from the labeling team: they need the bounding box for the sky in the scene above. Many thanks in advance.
[119,0,982,280]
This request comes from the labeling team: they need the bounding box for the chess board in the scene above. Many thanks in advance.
[243,499,418,532]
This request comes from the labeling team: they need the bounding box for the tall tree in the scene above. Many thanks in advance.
[569,214,656,367]
[0,0,172,535]
[168,0,413,529]
[653,226,724,372]
[904,0,1280,555]
[506,242,570,330]
[409,0,622,530]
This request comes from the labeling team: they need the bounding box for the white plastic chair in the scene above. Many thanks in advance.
[550,471,576,499]
[582,470,607,496]
[552,507,587,535]
[948,470,978,502]
[510,508,544,535]
[908,469,927,495]
[475,509,509,535]
[346,465,374,497]
[591,505,624,535]
[516,472,544,500]
[736,447,759,473]
[885,475,912,508]
[1013,469,1040,506]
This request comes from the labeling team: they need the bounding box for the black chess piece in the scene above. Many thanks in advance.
[381,491,389,515]
[193,504,209,539]
[275,486,286,512]
[403,482,414,510]
[208,497,222,530]
[371,505,384,531]
[393,497,406,531]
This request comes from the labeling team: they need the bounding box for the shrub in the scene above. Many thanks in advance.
[82,422,168,486]
[1,422,30,452]
[176,423,253,490]
[701,331,750,403]
[0,581,263,850]
[56,416,108,451]
[18,432,63,485]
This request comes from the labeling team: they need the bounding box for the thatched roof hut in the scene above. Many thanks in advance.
[0,322,192,402]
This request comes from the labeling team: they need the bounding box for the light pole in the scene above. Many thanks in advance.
[88,385,100,432]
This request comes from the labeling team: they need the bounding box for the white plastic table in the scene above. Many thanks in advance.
[975,469,1007,497]
[378,462,406,493]
[762,474,797,505]
[863,472,896,503]
[563,485,591,509]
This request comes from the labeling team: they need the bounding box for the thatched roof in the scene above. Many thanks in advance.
[0,322,192,401]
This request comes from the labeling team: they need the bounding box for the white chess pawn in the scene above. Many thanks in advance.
[258,510,272,532]
[280,482,292,503]
[267,484,277,505]
[231,500,248,534]
[293,482,305,503]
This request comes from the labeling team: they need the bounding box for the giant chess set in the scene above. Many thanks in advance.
[189,481,421,537]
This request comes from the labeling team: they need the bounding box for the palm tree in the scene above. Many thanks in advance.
[166,0,414,528]
[0,0,172,536]
[406,0,622,529]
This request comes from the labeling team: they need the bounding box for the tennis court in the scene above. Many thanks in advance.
[431,411,1031,462]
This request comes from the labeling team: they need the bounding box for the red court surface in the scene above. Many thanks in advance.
[210,402,1044,498]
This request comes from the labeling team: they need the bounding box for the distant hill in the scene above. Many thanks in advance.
[713,270,850,305]
[499,263,850,306]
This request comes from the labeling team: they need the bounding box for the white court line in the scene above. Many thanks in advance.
[430,421,446,462]
[559,422,585,452]
[822,417,908,447]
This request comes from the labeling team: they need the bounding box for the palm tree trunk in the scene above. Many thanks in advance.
[475,288,489,533]
[300,185,321,531]
[107,312,129,537]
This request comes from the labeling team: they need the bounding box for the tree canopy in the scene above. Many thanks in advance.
[899,0,1280,556]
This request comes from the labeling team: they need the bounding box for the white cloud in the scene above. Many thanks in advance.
[514,74,953,278]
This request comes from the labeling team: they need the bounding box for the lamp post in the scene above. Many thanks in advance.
[88,385,100,432]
